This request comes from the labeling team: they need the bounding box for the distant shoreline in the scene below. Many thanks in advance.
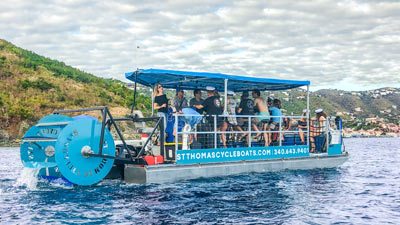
[343,136,398,138]
[0,142,20,147]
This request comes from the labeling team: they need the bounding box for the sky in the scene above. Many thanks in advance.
[1,0,399,91]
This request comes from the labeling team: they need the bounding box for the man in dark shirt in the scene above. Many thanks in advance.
[194,87,222,116]
[194,86,228,147]
[189,89,204,114]
[237,91,254,128]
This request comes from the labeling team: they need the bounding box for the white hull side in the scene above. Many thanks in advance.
[124,153,348,184]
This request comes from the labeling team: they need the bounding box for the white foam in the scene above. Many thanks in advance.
[14,167,40,190]
[47,178,74,189]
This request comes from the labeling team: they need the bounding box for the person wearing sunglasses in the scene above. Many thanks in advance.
[153,84,168,138]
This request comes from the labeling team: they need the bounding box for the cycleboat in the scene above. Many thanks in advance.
[19,69,348,185]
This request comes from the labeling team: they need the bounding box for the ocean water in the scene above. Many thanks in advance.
[0,138,399,224]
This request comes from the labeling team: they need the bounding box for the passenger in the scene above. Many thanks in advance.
[316,109,328,131]
[153,83,168,144]
[252,89,270,122]
[189,89,204,114]
[194,86,228,148]
[269,99,282,126]
[227,91,245,134]
[267,97,273,108]
[189,89,204,143]
[269,99,283,144]
[213,89,220,98]
[310,108,327,152]
[281,113,291,140]
[298,109,309,145]
[171,88,188,113]
[283,115,292,130]
[237,91,254,129]
[252,89,270,146]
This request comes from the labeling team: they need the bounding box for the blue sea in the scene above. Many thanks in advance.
[1,138,399,224]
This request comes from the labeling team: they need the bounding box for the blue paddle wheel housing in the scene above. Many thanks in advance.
[20,113,116,186]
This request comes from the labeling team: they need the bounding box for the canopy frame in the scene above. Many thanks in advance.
[125,68,311,116]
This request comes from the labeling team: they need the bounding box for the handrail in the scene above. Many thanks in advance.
[173,113,316,149]
[172,113,341,152]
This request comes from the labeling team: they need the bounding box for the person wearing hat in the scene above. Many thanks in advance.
[171,88,188,113]
[314,108,327,134]
[309,108,328,152]
[194,86,228,148]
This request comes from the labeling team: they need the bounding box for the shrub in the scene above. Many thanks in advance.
[18,78,55,91]
[98,91,113,102]
[56,93,66,102]
[74,99,84,106]
[0,70,13,78]
[9,104,34,119]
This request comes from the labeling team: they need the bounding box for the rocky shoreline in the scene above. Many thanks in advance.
[0,141,20,147]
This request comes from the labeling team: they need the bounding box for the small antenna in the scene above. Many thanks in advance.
[136,45,140,70]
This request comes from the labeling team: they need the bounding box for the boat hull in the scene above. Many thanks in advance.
[124,153,348,184]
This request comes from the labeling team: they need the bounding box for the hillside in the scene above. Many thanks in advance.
[1,39,399,144]
[269,87,400,122]
[0,39,151,144]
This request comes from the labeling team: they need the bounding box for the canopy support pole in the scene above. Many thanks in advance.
[151,85,155,116]
[224,79,228,113]
[306,85,310,147]
[130,71,138,114]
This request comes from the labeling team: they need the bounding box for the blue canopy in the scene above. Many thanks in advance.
[125,69,310,91]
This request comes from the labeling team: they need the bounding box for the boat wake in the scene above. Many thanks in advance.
[14,167,40,190]
[14,168,73,189]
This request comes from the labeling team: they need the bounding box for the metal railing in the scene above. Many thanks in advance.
[53,106,165,164]
[173,113,312,150]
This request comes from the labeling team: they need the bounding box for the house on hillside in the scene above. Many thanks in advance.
[365,117,384,124]
[371,94,379,99]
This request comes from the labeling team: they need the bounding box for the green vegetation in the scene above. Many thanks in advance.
[0,38,399,143]
[18,78,56,91]
[0,39,151,142]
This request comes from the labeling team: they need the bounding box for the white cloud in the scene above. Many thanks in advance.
[0,0,399,91]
